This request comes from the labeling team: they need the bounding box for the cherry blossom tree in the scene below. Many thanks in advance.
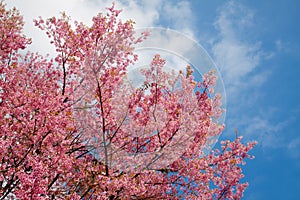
[0,1,256,199]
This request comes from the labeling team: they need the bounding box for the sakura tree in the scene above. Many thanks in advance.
[0,1,256,199]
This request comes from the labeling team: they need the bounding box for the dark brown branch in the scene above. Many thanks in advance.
[48,174,60,190]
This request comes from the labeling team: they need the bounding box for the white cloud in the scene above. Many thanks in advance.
[288,137,300,158]
[275,39,290,53]
[211,2,282,148]
[212,1,265,91]
[244,117,287,149]
[5,0,196,57]
[223,104,300,153]
[5,0,111,56]
[5,0,208,97]
[161,0,194,37]
[213,40,261,82]
[275,40,284,51]
[224,113,289,150]
[116,0,162,27]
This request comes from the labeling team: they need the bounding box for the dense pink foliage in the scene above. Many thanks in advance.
[0,1,256,199]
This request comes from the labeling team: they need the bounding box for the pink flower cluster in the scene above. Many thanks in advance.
[0,1,256,199]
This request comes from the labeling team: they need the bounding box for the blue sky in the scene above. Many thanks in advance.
[6,0,300,199]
